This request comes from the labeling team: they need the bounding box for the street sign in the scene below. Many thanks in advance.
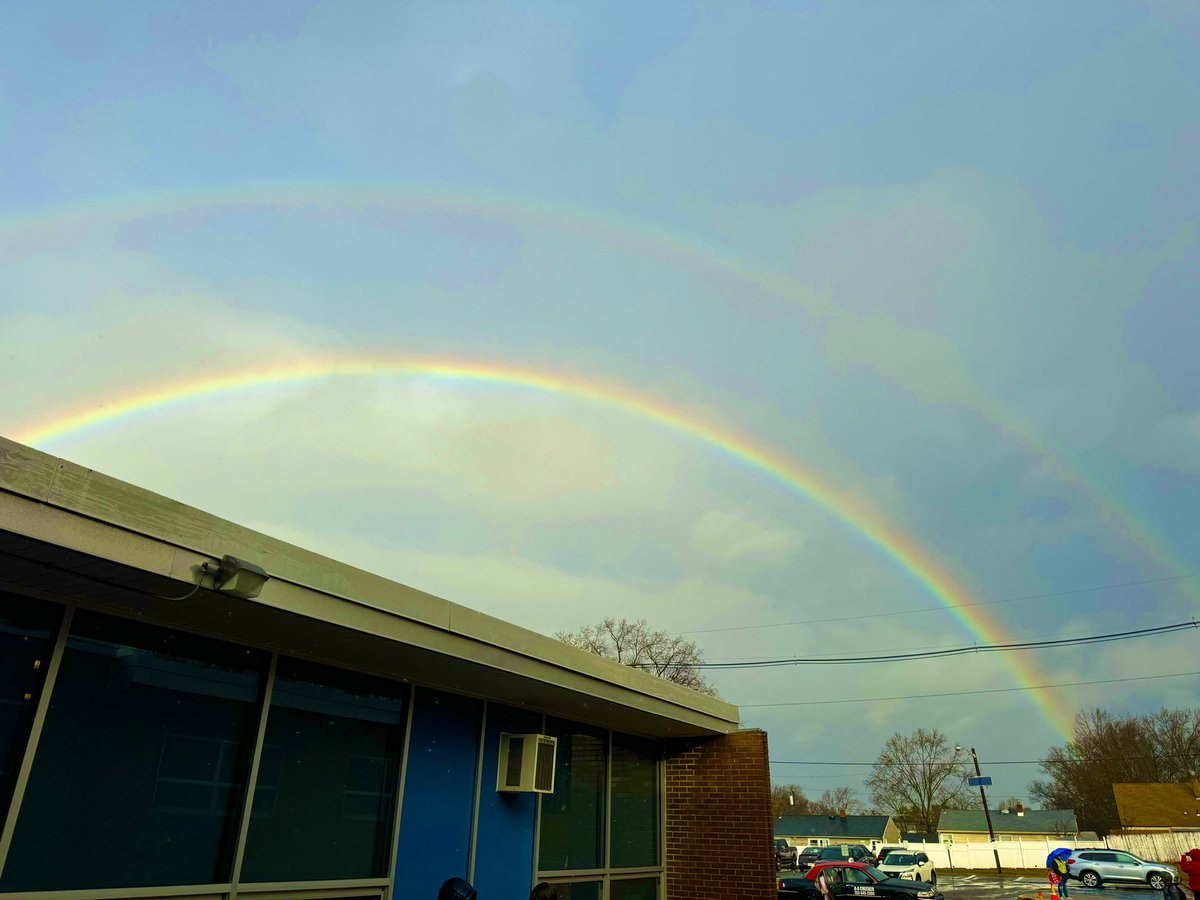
[968,776,993,787]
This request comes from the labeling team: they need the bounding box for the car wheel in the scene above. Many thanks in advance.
[1080,871,1102,889]
[931,872,937,886]
[915,875,922,882]
[1148,874,1167,891]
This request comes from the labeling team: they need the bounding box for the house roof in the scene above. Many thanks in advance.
[776,815,892,839]
[938,809,1078,834]
[1113,780,1200,829]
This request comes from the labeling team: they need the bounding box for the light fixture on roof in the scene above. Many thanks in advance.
[213,555,270,599]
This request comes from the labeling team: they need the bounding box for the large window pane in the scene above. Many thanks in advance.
[0,610,266,891]
[550,881,601,900]
[0,594,61,830]
[611,877,658,900]
[538,719,606,872]
[240,657,407,883]
[610,734,660,868]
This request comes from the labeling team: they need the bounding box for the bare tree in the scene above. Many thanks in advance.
[555,617,718,696]
[814,786,859,815]
[773,784,815,820]
[866,728,969,832]
[1030,706,1200,835]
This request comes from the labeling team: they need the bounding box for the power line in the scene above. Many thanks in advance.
[770,752,1187,767]
[738,668,1200,708]
[681,573,1198,636]
[684,619,1199,668]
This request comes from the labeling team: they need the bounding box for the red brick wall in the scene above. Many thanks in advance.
[664,729,773,900]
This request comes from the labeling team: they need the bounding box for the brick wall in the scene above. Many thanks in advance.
[664,728,773,900]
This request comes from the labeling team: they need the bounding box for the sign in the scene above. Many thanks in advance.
[943,835,954,845]
[968,776,993,787]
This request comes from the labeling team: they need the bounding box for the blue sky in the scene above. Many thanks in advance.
[2,1,1198,806]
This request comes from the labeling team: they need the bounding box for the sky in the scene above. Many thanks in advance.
[1,1,1198,810]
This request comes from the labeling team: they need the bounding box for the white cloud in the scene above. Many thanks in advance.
[690,507,801,565]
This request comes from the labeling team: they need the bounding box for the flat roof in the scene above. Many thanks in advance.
[0,436,740,738]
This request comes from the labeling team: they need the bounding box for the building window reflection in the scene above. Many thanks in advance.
[0,610,267,892]
[239,657,407,884]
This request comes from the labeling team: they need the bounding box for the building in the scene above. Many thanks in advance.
[774,814,901,851]
[1113,778,1200,832]
[0,436,774,900]
[937,807,1079,843]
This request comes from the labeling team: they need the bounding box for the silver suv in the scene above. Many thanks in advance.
[1067,849,1178,890]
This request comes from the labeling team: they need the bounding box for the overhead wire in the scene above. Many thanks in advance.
[736,668,1200,708]
[677,619,1200,669]
[680,573,1198,636]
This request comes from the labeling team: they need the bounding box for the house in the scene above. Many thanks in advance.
[1112,777,1200,832]
[0,436,772,900]
[775,814,901,851]
[938,805,1079,843]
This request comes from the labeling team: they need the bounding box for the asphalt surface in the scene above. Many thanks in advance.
[777,872,1176,900]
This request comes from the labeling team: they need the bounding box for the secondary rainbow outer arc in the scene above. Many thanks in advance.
[3,180,1193,618]
[12,358,1076,736]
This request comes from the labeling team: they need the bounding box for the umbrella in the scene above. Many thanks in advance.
[1047,848,1072,869]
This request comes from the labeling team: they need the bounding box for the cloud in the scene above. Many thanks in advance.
[1132,408,1200,474]
[690,507,801,565]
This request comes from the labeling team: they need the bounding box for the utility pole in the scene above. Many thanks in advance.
[968,746,1001,874]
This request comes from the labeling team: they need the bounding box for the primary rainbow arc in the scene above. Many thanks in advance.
[12,356,1077,737]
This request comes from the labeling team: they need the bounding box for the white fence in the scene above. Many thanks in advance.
[901,832,1200,868]
[902,838,1088,871]
[1103,831,1200,863]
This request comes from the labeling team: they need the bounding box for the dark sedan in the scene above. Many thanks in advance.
[779,861,942,900]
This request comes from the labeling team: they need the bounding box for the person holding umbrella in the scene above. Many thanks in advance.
[1047,848,1071,900]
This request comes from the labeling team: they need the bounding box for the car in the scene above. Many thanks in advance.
[877,851,936,885]
[1066,849,1179,890]
[797,846,823,870]
[875,847,907,865]
[777,839,800,869]
[778,861,942,900]
[817,844,877,865]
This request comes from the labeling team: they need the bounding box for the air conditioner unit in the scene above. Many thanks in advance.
[497,733,557,793]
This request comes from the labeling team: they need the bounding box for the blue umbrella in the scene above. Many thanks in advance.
[1047,848,1072,869]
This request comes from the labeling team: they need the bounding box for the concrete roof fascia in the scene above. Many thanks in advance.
[0,436,739,733]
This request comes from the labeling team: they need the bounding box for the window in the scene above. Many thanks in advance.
[0,610,267,892]
[550,882,602,900]
[538,719,607,872]
[1115,853,1140,864]
[610,734,659,868]
[239,657,407,883]
[0,594,61,825]
[611,877,659,900]
[153,735,246,813]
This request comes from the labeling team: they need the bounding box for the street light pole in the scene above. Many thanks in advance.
[968,746,1002,874]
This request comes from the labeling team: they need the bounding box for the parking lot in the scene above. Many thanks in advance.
[777,871,1176,900]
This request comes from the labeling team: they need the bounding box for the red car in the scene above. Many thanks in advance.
[778,861,940,900]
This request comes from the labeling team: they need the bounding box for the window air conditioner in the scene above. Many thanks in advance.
[497,733,557,794]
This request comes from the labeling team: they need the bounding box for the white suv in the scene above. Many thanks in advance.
[1067,850,1178,890]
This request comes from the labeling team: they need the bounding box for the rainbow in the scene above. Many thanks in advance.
[10,356,1078,736]
[2,179,1193,623]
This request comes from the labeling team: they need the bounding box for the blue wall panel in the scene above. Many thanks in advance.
[392,688,483,900]
[471,703,542,898]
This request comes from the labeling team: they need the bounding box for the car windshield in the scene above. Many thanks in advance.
[802,848,820,855]
[884,854,918,865]
[862,866,887,881]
